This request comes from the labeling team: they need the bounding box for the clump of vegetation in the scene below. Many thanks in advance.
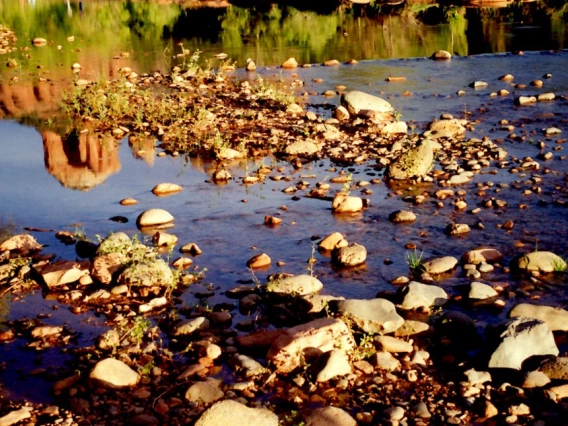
[405,249,424,272]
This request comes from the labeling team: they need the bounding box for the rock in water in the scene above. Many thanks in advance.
[487,318,558,370]
[431,50,451,60]
[151,183,183,196]
[0,234,42,255]
[514,251,567,273]
[266,274,323,296]
[281,58,298,69]
[398,281,448,309]
[340,91,393,116]
[386,139,440,180]
[136,209,174,229]
[331,298,404,334]
[89,358,140,389]
[332,193,363,213]
[332,243,367,267]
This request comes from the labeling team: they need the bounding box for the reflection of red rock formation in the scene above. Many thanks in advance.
[42,130,121,191]
[0,81,63,119]
[128,135,156,166]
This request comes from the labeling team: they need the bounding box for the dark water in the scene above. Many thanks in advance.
[1,0,568,404]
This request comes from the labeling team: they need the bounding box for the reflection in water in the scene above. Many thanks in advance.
[0,81,63,119]
[42,130,121,191]
[128,135,156,166]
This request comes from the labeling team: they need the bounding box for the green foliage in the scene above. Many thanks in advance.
[405,249,424,271]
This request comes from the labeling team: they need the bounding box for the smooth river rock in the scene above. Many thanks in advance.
[316,349,352,382]
[332,243,367,267]
[195,400,278,426]
[89,358,140,389]
[461,247,503,265]
[304,406,357,426]
[540,357,568,380]
[387,139,440,180]
[422,256,458,274]
[469,282,498,300]
[136,209,174,228]
[332,193,363,213]
[515,251,567,273]
[151,182,183,196]
[487,318,558,370]
[389,210,416,223]
[398,281,448,310]
[285,140,320,156]
[331,298,404,334]
[266,274,323,296]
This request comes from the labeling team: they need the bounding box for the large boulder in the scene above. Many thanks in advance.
[386,139,440,180]
[266,274,323,296]
[398,281,448,310]
[341,91,393,117]
[267,318,355,373]
[487,318,558,370]
[509,304,568,332]
[331,298,404,334]
[514,251,567,273]
[195,400,278,426]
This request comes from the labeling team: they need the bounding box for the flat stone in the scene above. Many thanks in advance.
[469,282,498,300]
[174,317,209,336]
[462,248,503,265]
[332,298,403,334]
[266,274,323,296]
[195,400,278,426]
[373,351,400,371]
[37,261,89,288]
[375,336,413,353]
[341,90,393,116]
[89,358,140,389]
[151,183,183,196]
[422,256,458,274]
[267,318,355,373]
[318,232,347,251]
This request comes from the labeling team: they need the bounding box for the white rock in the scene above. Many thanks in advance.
[195,400,278,426]
[332,193,363,213]
[89,358,140,389]
[422,256,458,274]
[373,351,400,371]
[510,304,568,331]
[266,274,323,296]
[399,281,448,309]
[469,282,498,300]
[316,349,352,382]
[303,406,356,426]
[333,298,403,334]
[136,209,174,228]
[174,317,209,336]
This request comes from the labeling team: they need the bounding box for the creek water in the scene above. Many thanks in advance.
[1,0,568,404]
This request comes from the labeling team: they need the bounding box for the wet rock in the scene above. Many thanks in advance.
[185,379,224,404]
[375,336,413,353]
[246,58,256,71]
[246,253,271,269]
[398,281,448,310]
[341,91,393,116]
[195,400,278,426]
[217,147,243,160]
[266,274,323,296]
[540,357,568,380]
[332,193,363,213]
[92,252,126,284]
[470,81,488,89]
[151,182,183,196]
[32,37,47,46]
[267,318,355,373]
[515,96,537,106]
[509,303,568,331]
[97,329,120,351]
[431,50,451,60]
[171,257,193,269]
[373,351,400,371]
[89,358,140,389]
[499,74,514,81]
[487,318,558,370]
[281,58,298,69]
[523,371,550,388]
[285,140,320,156]
[152,231,178,247]
[426,119,467,138]
[0,406,32,426]
[332,243,367,267]
[445,223,470,235]
[318,232,347,251]
[389,210,416,223]
[448,172,473,185]
[139,296,167,313]
[174,317,209,336]
[212,169,231,182]
[422,256,458,274]
[538,92,555,101]
[469,282,498,300]
[0,234,42,255]
[230,354,266,377]
[332,298,404,334]
[303,406,357,426]
[316,349,352,382]
[119,259,174,287]
[136,209,174,229]
[514,251,566,273]
[387,139,440,180]
[120,197,138,205]
[180,242,202,255]
[37,261,89,288]
[461,247,503,265]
